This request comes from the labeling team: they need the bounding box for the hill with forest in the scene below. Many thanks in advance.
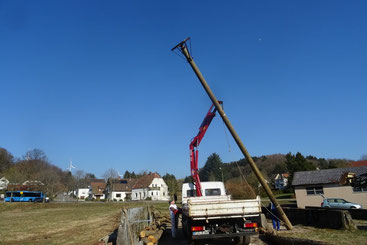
[183,152,352,199]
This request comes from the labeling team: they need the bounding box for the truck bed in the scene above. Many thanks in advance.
[183,195,261,220]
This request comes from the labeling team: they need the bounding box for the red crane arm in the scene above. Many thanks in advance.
[190,101,222,196]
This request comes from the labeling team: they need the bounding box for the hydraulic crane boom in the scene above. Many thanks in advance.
[190,101,222,196]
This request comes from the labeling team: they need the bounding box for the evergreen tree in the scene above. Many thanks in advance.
[199,153,223,181]
[123,170,131,179]
[285,152,316,184]
[162,173,179,195]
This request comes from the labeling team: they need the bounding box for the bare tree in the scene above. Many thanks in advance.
[361,154,367,161]
[23,149,48,161]
[0,148,14,175]
[102,168,118,181]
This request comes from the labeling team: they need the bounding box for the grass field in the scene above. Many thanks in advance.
[0,201,168,245]
[2,201,366,245]
[279,223,367,245]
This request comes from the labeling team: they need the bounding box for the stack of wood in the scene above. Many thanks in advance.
[139,209,170,245]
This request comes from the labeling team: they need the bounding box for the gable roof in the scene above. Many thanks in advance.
[132,173,161,189]
[350,160,367,167]
[274,173,289,180]
[292,166,367,186]
[109,178,137,192]
[91,182,106,195]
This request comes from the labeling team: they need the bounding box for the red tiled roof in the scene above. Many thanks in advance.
[91,182,106,195]
[132,173,161,189]
[350,160,367,167]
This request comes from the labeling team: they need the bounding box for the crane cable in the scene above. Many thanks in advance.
[222,120,285,225]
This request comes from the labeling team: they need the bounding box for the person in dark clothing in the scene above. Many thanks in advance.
[268,202,280,231]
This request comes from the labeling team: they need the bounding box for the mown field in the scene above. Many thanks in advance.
[0,201,168,245]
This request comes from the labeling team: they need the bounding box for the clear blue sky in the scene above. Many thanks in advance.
[1,1,366,179]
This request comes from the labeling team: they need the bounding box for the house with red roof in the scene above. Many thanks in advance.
[90,180,107,200]
[131,172,169,201]
[105,178,137,201]
[350,160,367,167]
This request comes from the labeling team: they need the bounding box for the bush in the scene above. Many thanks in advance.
[225,178,257,199]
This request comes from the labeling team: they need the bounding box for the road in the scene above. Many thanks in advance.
[159,218,271,245]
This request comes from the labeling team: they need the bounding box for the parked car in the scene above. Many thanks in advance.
[321,198,362,209]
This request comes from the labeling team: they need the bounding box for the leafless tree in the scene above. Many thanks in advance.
[102,168,119,181]
[0,148,14,174]
[23,149,47,161]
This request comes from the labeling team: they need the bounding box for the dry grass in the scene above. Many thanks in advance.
[278,223,367,245]
[2,201,366,245]
[0,201,168,245]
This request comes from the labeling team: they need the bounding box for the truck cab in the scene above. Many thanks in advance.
[182,181,227,202]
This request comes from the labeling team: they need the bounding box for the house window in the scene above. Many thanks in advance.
[116,194,121,198]
[135,193,138,198]
[163,192,165,196]
[306,186,324,195]
[353,186,367,192]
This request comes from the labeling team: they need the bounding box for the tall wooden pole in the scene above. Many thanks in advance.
[172,38,293,230]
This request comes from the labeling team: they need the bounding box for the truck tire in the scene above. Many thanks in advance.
[234,236,250,245]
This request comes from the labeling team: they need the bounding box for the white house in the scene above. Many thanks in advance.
[90,180,106,200]
[131,173,169,201]
[0,177,9,190]
[106,178,136,201]
[274,173,289,190]
[77,187,90,199]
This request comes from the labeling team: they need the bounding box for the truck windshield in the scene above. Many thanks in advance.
[205,188,221,196]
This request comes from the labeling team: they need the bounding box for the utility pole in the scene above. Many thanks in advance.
[172,37,293,230]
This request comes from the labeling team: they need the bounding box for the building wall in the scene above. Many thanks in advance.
[132,188,148,200]
[0,177,9,190]
[131,178,170,201]
[77,188,90,199]
[295,184,367,208]
[111,191,127,201]
[150,178,169,201]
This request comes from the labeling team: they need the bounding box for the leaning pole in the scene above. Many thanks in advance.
[172,37,293,230]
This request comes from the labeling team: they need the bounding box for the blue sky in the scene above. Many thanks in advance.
[1,1,366,179]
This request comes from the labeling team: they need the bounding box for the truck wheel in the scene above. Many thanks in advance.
[233,236,250,245]
[243,236,250,245]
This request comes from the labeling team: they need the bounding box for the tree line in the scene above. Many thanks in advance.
[183,152,353,199]
[0,147,180,199]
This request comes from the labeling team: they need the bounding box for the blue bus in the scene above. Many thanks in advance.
[4,191,45,202]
